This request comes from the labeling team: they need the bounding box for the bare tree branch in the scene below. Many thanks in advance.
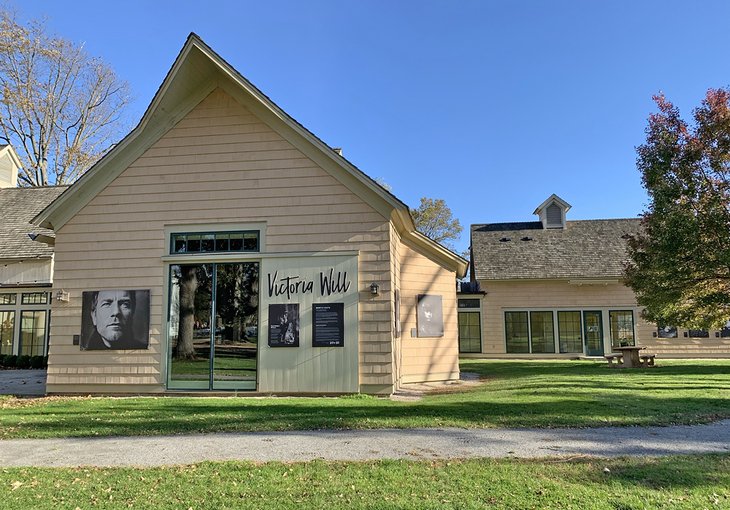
[0,9,130,185]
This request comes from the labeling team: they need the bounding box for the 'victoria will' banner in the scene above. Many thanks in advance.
[267,268,351,299]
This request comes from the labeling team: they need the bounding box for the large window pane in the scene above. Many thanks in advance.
[169,264,214,389]
[458,311,481,353]
[505,311,529,353]
[558,311,582,353]
[530,311,555,353]
[0,311,15,355]
[213,262,259,390]
[19,310,47,356]
[610,310,635,348]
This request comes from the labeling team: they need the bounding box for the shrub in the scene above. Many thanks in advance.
[15,355,31,369]
[29,355,45,369]
[3,355,17,368]
[0,354,6,367]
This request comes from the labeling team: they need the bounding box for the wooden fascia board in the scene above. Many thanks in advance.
[33,78,217,230]
[402,230,468,278]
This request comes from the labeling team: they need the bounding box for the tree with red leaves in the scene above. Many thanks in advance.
[625,89,730,329]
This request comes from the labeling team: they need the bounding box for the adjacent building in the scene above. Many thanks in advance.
[32,34,467,395]
[463,194,730,358]
[0,145,67,358]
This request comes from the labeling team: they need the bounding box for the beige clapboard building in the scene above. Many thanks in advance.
[32,34,467,395]
[460,194,730,359]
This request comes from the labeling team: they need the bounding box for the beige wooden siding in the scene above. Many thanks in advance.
[398,242,459,383]
[47,88,393,393]
[474,279,730,358]
[389,222,402,390]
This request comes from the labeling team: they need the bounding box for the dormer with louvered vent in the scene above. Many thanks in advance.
[533,194,571,229]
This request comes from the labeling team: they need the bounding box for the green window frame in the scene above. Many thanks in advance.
[171,231,260,255]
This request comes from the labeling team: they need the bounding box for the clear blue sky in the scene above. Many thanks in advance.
[18,1,730,253]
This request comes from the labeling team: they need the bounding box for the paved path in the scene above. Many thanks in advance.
[0,369,46,396]
[1,420,729,467]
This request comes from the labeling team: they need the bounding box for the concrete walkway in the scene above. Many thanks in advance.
[1,420,728,467]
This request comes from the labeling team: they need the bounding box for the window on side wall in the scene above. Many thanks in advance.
[609,310,635,348]
[686,329,709,338]
[557,311,582,353]
[529,311,555,353]
[505,311,529,353]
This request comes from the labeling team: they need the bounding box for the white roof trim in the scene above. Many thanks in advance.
[533,193,572,215]
[32,33,465,275]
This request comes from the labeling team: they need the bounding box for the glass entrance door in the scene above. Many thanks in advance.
[168,262,259,390]
[212,263,258,390]
[583,311,604,357]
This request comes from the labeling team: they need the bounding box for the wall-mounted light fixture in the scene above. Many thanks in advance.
[369,282,379,296]
[55,289,70,302]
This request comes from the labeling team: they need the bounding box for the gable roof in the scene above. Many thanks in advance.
[32,33,466,277]
[0,186,68,260]
[471,218,641,281]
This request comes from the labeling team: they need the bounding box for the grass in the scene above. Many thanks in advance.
[0,455,728,509]
[0,359,728,439]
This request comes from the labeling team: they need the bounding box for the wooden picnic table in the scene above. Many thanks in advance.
[614,346,645,368]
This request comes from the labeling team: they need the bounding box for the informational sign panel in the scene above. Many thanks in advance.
[268,303,300,347]
[312,302,345,347]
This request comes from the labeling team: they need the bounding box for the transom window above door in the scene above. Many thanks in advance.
[170,231,259,254]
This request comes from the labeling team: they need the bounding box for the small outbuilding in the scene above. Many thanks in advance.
[33,34,467,395]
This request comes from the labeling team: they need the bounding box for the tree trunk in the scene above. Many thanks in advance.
[175,265,198,359]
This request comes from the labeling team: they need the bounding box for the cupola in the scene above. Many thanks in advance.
[533,194,571,229]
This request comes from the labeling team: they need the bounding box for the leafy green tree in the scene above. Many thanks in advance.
[625,89,730,329]
[411,197,463,249]
[0,9,130,186]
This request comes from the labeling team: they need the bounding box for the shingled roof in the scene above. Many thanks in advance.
[471,218,642,280]
[0,186,67,260]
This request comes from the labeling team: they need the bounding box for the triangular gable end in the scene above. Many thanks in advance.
[32,33,466,276]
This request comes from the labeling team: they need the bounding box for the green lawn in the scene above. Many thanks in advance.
[1,456,728,509]
[1,359,729,439]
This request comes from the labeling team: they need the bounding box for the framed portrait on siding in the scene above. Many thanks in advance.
[80,290,150,350]
[417,294,444,338]
[268,304,300,347]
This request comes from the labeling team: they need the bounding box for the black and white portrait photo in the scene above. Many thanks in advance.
[80,290,150,350]
[657,325,678,338]
[417,294,444,337]
[268,303,300,347]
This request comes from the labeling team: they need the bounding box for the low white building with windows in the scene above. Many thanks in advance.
[462,194,730,358]
[0,144,67,358]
